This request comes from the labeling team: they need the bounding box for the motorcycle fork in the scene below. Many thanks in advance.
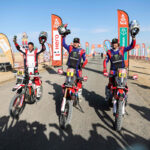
[29,86,32,96]
[61,88,68,112]
[18,87,26,108]
[113,96,125,117]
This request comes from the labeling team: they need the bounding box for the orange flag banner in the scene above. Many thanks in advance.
[51,14,63,66]
[118,10,129,67]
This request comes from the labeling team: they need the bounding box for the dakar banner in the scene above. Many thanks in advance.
[91,44,95,55]
[85,42,89,55]
[103,40,111,51]
[21,32,28,65]
[51,14,63,66]
[147,46,150,58]
[142,43,145,58]
[47,43,52,61]
[22,32,28,48]
[135,44,140,58]
[0,33,14,67]
[118,9,129,67]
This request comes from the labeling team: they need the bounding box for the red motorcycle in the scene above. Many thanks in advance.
[9,70,43,119]
[58,68,87,129]
[105,68,128,131]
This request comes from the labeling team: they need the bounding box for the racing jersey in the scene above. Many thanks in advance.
[103,39,136,75]
[63,37,88,77]
[15,43,46,74]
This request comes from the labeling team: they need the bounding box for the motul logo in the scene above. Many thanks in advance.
[54,18,60,28]
[120,14,127,25]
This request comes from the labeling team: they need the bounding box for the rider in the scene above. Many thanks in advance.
[62,36,88,98]
[13,34,46,99]
[103,36,136,101]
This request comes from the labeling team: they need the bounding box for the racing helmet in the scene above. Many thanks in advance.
[111,38,118,44]
[57,24,71,36]
[39,31,48,44]
[129,20,140,37]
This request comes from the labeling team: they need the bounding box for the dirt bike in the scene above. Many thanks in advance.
[58,68,87,129]
[9,70,43,119]
[105,68,128,131]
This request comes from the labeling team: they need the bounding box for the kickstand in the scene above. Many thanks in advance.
[74,101,84,113]
[125,110,129,115]
[77,103,84,113]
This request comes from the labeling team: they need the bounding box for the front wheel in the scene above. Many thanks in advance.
[35,85,43,101]
[59,100,73,129]
[114,100,123,131]
[9,93,26,119]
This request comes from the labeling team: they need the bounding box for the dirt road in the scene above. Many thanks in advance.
[0,56,149,150]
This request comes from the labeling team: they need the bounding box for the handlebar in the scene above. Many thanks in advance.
[77,77,84,81]
[16,74,41,80]
[29,74,41,78]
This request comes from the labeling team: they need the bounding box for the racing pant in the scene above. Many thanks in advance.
[108,76,115,89]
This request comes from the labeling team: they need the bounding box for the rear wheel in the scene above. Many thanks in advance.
[9,93,26,119]
[114,100,123,131]
[59,100,73,129]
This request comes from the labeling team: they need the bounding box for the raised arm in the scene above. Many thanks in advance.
[123,38,136,53]
[13,36,25,54]
[62,37,71,52]
[37,44,46,55]
[14,42,26,54]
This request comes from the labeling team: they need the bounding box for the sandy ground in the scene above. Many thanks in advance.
[0,56,149,150]
[129,59,150,106]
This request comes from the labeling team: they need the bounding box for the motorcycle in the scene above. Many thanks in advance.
[58,68,87,129]
[9,69,43,119]
[105,68,128,131]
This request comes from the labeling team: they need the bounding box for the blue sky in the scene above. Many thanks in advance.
[0,0,150,52]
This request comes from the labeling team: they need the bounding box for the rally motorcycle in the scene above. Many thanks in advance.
[106,68,128,131]
[9,69,43,119]
[58,68,87,129]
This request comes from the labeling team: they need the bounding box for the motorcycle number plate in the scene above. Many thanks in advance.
[67,69,74,77]
[119,72,126,78]
[17,70,24,76]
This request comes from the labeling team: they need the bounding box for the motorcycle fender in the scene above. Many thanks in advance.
[12,84,24,92]
[70,88,75,94]
[61,97,66,112]
[117,89,125,100]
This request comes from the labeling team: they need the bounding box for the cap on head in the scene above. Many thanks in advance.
[111,38,118,44]
[28,42,34,47]
[73,38,80,43]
